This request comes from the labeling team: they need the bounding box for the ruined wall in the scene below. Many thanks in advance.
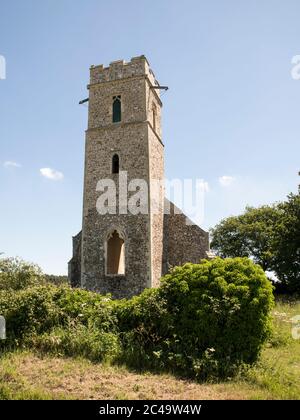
[163,200,209,274]
[68,231,82,288]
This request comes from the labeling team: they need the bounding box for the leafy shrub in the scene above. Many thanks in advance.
[0,285,118,347]
[117,258,274,379]
[0,257,45,291]
[0,257,275,380]
[0,285,63,346]
[31,322,121,362]
[54,287,118,332]
[116,288,170,370]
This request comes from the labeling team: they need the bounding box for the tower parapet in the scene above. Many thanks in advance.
[89,55,158,88]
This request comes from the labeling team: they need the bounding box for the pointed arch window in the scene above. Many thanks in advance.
[106,230,125,275]
[112,95,121,123]
[112,154,119,174]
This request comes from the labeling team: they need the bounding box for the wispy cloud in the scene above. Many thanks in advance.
[40,167,64,181]
[3,160,22,168]
[219,175,235,187]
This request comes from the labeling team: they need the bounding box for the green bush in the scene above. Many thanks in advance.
[0,285,118,344]
[0,257,275,379]
[0,257,45,291]
[54,287,118,332]
[0,285,63,346]
[117,258,274,378]
[116,288,170,370]
[31,322,121,362]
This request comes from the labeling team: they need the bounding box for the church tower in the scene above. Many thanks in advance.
[69,55,209,298]
[80,56,165,298]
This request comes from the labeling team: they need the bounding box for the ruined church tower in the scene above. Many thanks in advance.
[80,56,164,298]
[69,56,209,299]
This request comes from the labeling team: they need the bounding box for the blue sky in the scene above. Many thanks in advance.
[0,0,299,274]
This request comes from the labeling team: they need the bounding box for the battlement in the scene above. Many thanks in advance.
[89,55,158,87]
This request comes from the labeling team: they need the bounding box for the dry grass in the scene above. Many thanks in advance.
[0,351,262,400]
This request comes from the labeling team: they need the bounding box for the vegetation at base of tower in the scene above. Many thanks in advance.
[117,258,274,379]
[0,257,274,380]
[210,192,300,294]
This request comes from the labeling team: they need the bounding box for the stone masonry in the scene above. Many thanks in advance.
[69,56,209,298]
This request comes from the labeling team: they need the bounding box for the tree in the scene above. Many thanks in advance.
[210,205,280,271]
[44,274,68,286]
[210,194,300,293]
[273,193,300,292]
[0,257,45,291]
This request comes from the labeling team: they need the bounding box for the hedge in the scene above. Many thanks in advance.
[0,257,274,379]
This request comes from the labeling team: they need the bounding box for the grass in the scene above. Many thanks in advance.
[242,297,300,399]
[0,298,299,400]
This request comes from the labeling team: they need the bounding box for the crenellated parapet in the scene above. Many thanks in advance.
[89,55,158,87]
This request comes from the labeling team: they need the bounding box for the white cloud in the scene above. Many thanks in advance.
[218,175,235,187]
[3,161,22,168]
[40,167,64,181]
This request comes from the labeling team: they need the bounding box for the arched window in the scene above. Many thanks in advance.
[112,95,121,123]
[112,154,119,174]
[106,230,125,275]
